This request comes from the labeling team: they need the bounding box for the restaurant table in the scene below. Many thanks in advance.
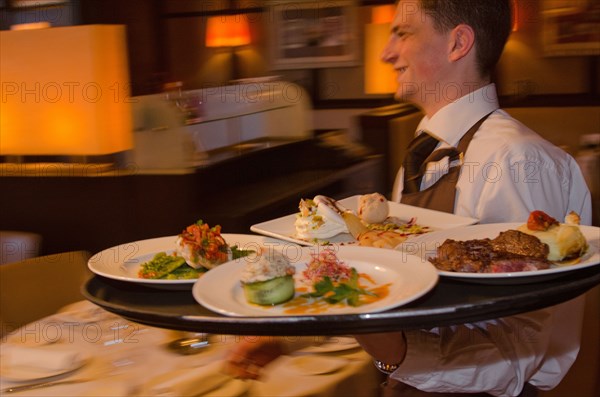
[82,264,600,336]
[0,301,381,397]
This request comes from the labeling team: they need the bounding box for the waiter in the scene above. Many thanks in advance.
[355,1,592,396]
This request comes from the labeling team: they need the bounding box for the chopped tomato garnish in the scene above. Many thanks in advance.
[180,221,228,261]
[527,210,558,231]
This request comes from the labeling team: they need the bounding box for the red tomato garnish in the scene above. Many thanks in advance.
[527,210,558,231]
[180,221,228,263]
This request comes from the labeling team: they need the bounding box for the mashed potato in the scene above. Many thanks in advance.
[517,211,588,261]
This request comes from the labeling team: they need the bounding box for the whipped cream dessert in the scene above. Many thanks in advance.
[294,195,349,240]
[358,193,389,224]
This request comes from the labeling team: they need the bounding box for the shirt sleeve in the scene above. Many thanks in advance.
[391,296,584,396]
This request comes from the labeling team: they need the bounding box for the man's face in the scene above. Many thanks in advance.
[381,0,452,107]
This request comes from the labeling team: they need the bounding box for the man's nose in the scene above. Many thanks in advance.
[380,40,396,64]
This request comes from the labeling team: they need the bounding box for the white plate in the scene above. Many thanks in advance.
[138,362,248,397]
[202,378,248,397]
[139,371,247,397]
[192,245,439,316]
[88,234,293,289]
[405,223,600,284]
[250,195,478,246]
[0,354,88,382]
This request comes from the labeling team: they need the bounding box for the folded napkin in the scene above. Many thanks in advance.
[3,344,85,372]
[143,360,232,397]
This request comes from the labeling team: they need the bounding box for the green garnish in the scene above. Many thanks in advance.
[231,245,255,260]
[368,222,430,234]
[138,243,254,280]
[162,265,205,279]
[309,238,331,246]
[138,252,187,279]
[301,268,376,307]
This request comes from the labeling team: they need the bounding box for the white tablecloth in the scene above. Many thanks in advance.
[0,301,381,396]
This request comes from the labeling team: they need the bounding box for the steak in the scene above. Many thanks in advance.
[432,238,494,273]
[490,230,549,259]
[430,230,551,273]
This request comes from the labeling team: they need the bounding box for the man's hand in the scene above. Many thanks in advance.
[223,336,284,379]
[353,332,407,365]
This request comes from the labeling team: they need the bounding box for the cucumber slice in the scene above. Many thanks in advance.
[243,275,295,305]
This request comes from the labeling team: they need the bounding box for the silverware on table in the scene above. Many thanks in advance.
[166,335,211,355]
[1,378,92,394]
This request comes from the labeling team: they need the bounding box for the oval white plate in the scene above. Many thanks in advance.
[405,223,600,284]
[193,245,439,316]
[87,234,292,289]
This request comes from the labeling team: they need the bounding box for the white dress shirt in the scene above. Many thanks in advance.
[392,84,592,224]
[390,84,592,396]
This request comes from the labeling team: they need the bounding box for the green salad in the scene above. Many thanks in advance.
[138,247,254,280]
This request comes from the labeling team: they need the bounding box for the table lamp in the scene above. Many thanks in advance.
[364,5,397,94]
[205,14,251,81]
[0,25,133,167]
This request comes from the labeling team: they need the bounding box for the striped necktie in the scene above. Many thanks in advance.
[402,131,439,193]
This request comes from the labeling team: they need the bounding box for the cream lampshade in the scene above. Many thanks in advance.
[0,25,133,157]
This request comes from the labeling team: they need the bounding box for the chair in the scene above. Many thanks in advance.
[0,250,92,337]
[0,230,42,265]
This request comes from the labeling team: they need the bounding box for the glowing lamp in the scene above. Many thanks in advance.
[371,4,395,24]
[205,15,251,48]
[364,6,397,94]
[0,25,133,157]
[205,15,251,81]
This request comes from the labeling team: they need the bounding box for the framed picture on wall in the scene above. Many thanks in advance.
[541,0,600,56]
[269,0,359,69]
[9,0,67,6]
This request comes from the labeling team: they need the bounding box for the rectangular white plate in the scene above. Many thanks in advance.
[250,195,478,246]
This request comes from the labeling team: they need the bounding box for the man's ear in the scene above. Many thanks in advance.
[448,24,475,62]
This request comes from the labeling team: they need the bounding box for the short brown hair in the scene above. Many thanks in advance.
[419,0,512,78]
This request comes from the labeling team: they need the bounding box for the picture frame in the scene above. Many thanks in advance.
[9,0,67,7]
[269,0,359,69]
[541,0,600,56]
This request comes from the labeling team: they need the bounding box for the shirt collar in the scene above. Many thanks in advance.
[416,84,499,146]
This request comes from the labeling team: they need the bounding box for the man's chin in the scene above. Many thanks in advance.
[394,90,416,104]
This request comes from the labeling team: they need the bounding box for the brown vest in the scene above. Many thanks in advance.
[400,113,492,213]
